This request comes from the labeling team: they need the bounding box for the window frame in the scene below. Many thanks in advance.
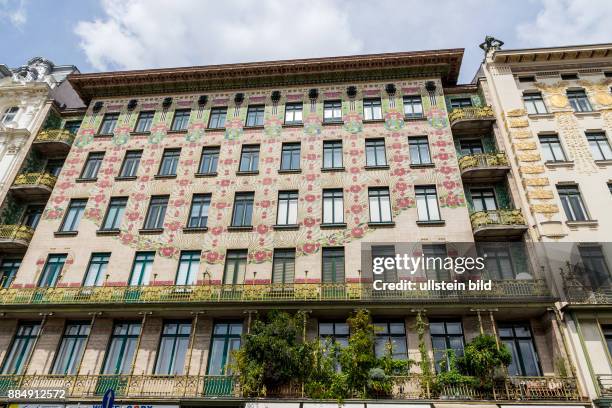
[0,322,41,374]
[187,194,211,229]
[368,187,392,223]
[415,186,442,222]
[158,148,181,176]
[567,89,592,112]
[134,111,155,133]
[284,102,303,125]
[322,140,343,169]
[0,259,21,288]
[523,92,548,115]
[206,321,242,375]
[59,199,87,232]
[231,192,255,227]
[322,247,345,283]
[557,185,589,222]
[38,254,67,288]
[119,150,142,178]
[245,105,265,127]
[80,152,104,180]
[208,107,228,129]
[101,321,142,375]
[280,142,301,171]
[429,320,465,373]
[143,195,169,230]
[365,138,387,167]
[403,95,423,119]
[586,132,612,161]
[539,134,567,162]
[322,189,344,225]
[363,98,382,121]
[175,251,201,285]
[83,252,111,287]
[498,322,542,377]
[408,136,432,165]
[98,113,119,135]
[154,320,192,375]
[238,144,260,173]
[272,248,296,285]
[198,146,220,175]
[128,252,155,286]
[223,250,248,285]
[323,100,342,123]
[101,197,128,231]
[276,190,298,226]
[51,321,91,375]
[170,109,191,132]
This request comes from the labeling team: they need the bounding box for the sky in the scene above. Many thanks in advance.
[1,0,612,84]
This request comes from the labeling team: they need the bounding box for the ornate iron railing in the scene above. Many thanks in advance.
[35,129,75,145]
[470,209,526,230]
[0,280,551,306]
[563,263,612,304]
[12,172,57,189]
[449,105,495,126]
[458,152,509,171]
[597,374,612,397]
[0,224,34,243]
[0,374,579,401]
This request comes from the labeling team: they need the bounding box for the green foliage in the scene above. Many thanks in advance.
[43,110,62,130]
[21,151,44,173]
[433,350,477,394]
[456,334,511,389]
[0,197,24,224]
[416,311,433,391]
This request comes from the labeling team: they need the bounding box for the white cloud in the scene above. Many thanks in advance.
[517,0,612,47]
[0,0,27,27]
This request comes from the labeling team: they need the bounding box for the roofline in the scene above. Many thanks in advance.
[68,48,464,103]
[492,43,612,65]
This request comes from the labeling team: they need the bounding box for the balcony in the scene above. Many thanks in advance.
[0,224,34,251]
[458,152,510,183]
[470,209,528,239]
[449,106,495,133]
[563,264,612,304]
[598,374,612,397]
[32,129,74,156]
[0,374,579,401]
[10,172,57,201]
[0,280,551,307]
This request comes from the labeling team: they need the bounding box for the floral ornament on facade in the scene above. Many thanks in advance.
[303,112,322,136]
[343,111,363,134]
[384,110,404,131]
[74,128,95,148]
[224,117,244,140]
[427,106,449,129]
[263,116,283,137]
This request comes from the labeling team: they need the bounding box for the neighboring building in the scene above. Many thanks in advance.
[0,58,84,289]
[0,47,590,408]
[479,42,612,407]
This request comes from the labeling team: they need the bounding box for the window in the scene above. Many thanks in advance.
[246,105,265,127]
[83,253,110,287]
[430,321,464,373]
[561,73,578,80]
[518,76,535,83]
[129,252,155,286]
[46,159,64,177]
[365,139,387,167]
[415,186,441,221]
[187,194,211,229]
[158,149,180,176]
[81,152,104,179]
[63,120,82,135]
[403,96,423,118]
[208,107,227,129]
[323,140,343,169]
[239,145,259,173]
[134,111,154,133]
[369,187,392,223]
[524,93,548,114]
[604,326,612,358]
[102,322,141,374]
[567,89,592,112]
[450,98,473,109]
[1,322,41,374]
[22,205,43,229]
[119,150,142,178]
[323,100,342,123]
[155,321,192,375]
[284,102,303,124]
[277,191,298,226]
[223,250,247,285]
[557,185,588,221]
[498,322,541,376]
[176,251,200,285]
[60,199,87,232]
[319,321,349,348]
[372,245,397,283]
[52,322,90,375]
[539,135,567,162]
[171,109,190,131]
[207,322,242,375]
[322,247,345,283]
[470,188,497,212]
[102,197,127,231]
[481,246,517,280]
[198,147,219,174]
[459,139,484,155]
[38,254,67,287]
[423,244,450,281]
[363,98,382,120]
[143,196,168,230]
[99,113,119,135]
[1,106,19,124]
[231,192,254,227]
[374,321,407,360]
[0,259,20,288]
[272,249,295,284]
[281,143,301,170]
[586,132,612,161]
[579,246,611,288]
[323,189,344,224]
[408,136,432,165]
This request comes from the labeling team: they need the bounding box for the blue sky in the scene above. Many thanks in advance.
[1,0,611,84]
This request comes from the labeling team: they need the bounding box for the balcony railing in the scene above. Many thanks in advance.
[458,152,509,172]
[35,129,75,144]
[0,224,34,247]
[597,374,612,397]
[0,280,551,306]
[0,374,579,401]
[449,105,495,127]
[563,264,612,304]
[470,209,527,236]
[12,172,57,189]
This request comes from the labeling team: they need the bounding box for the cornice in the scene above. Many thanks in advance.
[492,43,612,69]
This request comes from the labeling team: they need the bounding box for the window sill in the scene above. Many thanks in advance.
[139,228,164,234]
[321,167,345,173]
[227,226,254,231]
[95,134,113,138]
[362,119,385,124]
[115,176,138,181]
[566,220,598,227]
[282,123,303,128]
[320,223,347,229]
[130,131,151,136]
[595,159,612,167]
[75,177,97,183]
[273,224,300,230]
[364,165,390,170]
[278,168,302,174]
[54,230,78,237]
[167,129,188,134]
[243,125,264,130]
[96,229,121,236]
[154,174,177,179]
[410,163,435,169]
[527,113,554,119]
[545,160,574,168]
[183,226,208,233]
[194,172,218,178]
[236,170,259,176]
[416,220,446,226]
[368,221,395,227]
[205,127,226,132]
[573,110,599,117]
[322,120,343,125]
[405,115,426,121]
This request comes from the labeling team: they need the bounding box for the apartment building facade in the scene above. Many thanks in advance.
[0,48,593,408]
